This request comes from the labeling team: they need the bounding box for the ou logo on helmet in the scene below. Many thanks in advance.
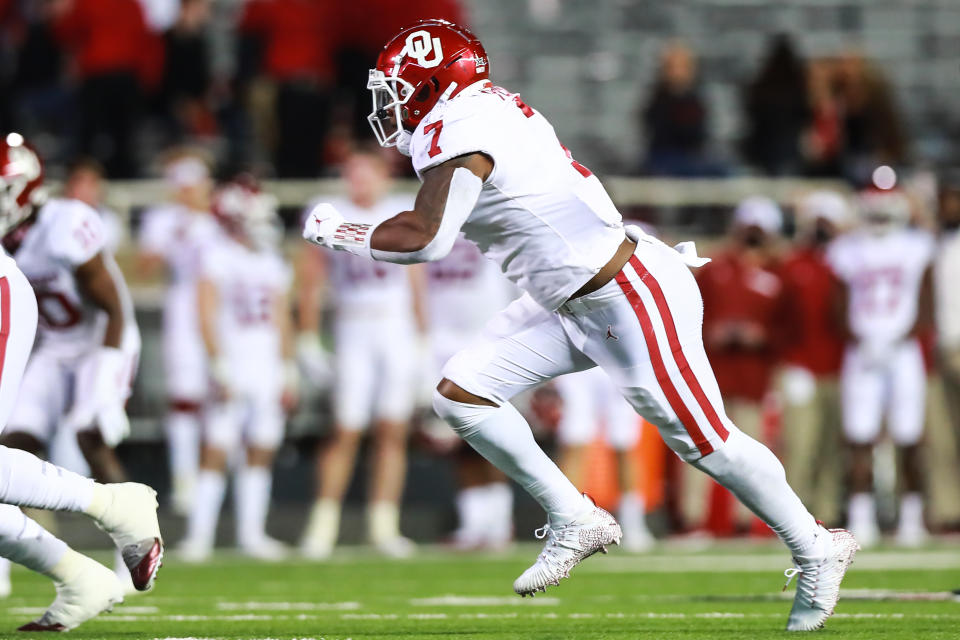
[403,30,444,68]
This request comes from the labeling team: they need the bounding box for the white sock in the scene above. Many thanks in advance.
[692,430,822,560]
[433,393,588,525]
[455,486,486,538]
[484,482,514,543]
[167,410,200,485]
[0,446,94,512]
[302,498,341,548]
[899,492,924,530]
[185,470,226,550]
[849,492,877,529]
[368,501,401,543]
[0,504,68,574]
[618,491,647,531]
[235,465,272,547]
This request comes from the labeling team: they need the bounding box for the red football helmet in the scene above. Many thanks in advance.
[212,174,280,250]
[367,19,489,149]
[0,132,47,237]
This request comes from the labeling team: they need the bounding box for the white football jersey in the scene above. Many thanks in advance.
[12,198,137,359]
[200,237,292,385]
[410,83,625,311]
[828,228,935,344]
[426,234,515,335]
[322,195,416,314]
[138,203,223,336]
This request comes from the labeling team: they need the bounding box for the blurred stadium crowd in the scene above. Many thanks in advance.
[0,0,959,569]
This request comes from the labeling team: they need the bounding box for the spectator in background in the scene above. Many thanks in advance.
[834,51,909,182]
[693,197,786,534]
[742,34,810,175]
[802,58,844,177]
[159,0,214,143]
[51,0,157,178]
[641,42,718,177]
[237,0,336,177]
[777,191,849,527]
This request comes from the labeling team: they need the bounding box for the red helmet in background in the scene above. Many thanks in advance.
[367,19,489,149]
[0,133,47,237]
[212,174,281,250]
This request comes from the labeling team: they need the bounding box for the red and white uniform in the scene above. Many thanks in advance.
[138,204,222,403]
[200,238,292,450]
[827,228,935,444]
[7,199,139,441]
[0,250,39,432]
[325,195,418,431]
[425,85,731,461]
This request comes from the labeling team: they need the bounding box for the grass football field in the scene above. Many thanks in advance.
[2,542,958,639]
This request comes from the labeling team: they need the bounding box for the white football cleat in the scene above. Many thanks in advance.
[239,536,290,561]
[18,552,124,632]
[894,518,929,548]
[91,483,164,591]
[784,527,860,631]
[513,496,622,596]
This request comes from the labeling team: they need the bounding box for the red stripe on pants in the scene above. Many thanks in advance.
[627,256,729,443]
[614,268,714,456]
[0,277,10,385]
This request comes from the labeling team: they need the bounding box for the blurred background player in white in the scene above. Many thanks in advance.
[179,177,296,561]
[424,234,516,550]
[554,367,655,551]
[828,173,935,547]
[934,175,960,471]
[298,147,426,558]
[137,149,220,515]
[0,132,163,630]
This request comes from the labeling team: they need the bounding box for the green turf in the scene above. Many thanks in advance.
[2,544,958,639]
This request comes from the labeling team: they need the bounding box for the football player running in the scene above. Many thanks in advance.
[302,21,858,630]
[0,133,162,631]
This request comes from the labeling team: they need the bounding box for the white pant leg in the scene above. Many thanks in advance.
[560,239,734,461]
[0,267,38,432]
[372,318,417,425]
[334,320,377,431]
[163,308,208,403]
[441,293,595,404]
[841,345,885,444]
[888,339,927,445]
[246,386,285,450]
[555,370,600,447]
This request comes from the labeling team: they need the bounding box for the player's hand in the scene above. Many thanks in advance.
[64,347,131,443]
[296,332,332,388]
[210,357,233,401]
[302,203,344,249]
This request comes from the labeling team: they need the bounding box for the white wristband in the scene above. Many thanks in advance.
[330,221,377,258]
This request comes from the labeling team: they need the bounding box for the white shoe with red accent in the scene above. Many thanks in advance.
[90,483,164,591]
[784,527,860,631]
[18,552,123,632]
[513,496,621,596]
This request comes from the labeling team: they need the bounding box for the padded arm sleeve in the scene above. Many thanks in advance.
[369,167,483,264]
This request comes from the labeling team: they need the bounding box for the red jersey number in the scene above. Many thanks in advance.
[36,291,82,329]
[424,120,443,158]
[508,92,592,177]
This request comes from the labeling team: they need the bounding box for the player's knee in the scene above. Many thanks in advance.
[432,387,498,436]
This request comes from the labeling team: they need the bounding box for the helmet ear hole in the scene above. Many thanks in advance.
[414,84,432,103]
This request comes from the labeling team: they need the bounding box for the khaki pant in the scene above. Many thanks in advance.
[779,373,844,526]
[925,348,960,526]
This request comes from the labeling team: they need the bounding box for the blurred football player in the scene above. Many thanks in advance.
[778,191,849,527]
[137,149,221,515]
[179,177,296,561]
[554,368,655,551]
[303,20,856,630]
[424,234,516,550]
[298,148,427,559]
[827,179,934,547]
[0,132,162,631]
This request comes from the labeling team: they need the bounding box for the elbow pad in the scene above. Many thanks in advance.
[371,167,482,264]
